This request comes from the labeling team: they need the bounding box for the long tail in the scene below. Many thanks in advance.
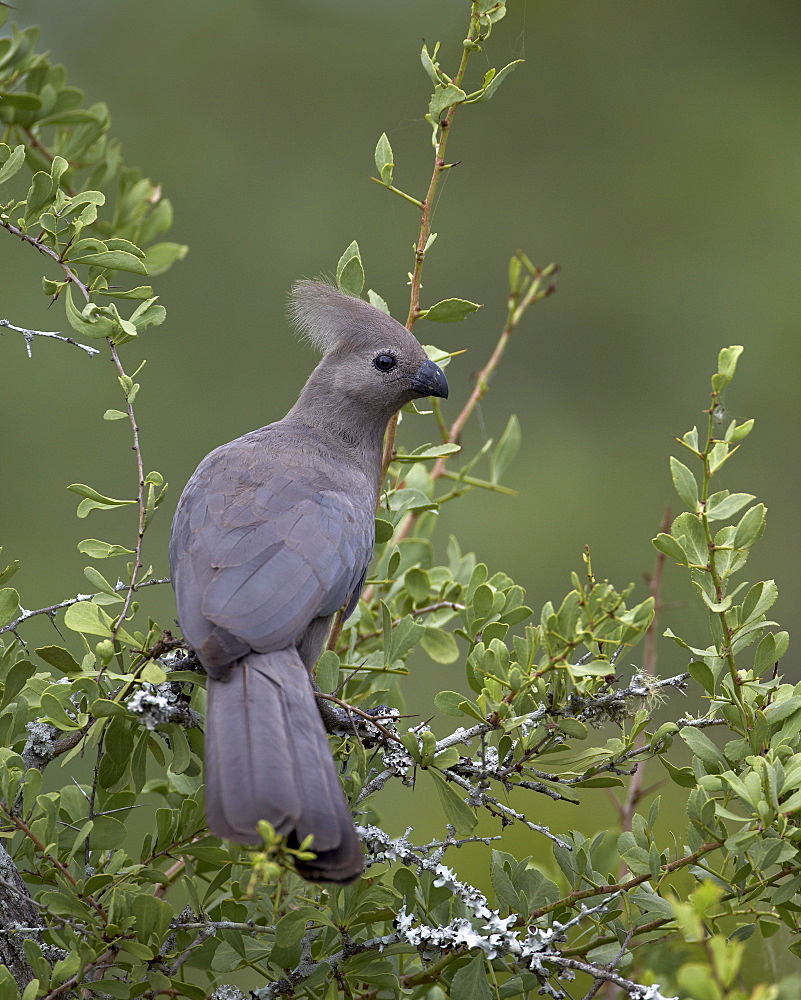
[204,648,363,884]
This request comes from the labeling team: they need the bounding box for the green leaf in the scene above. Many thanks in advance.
[394,443,461,463]
[491,414,521,483]
[63,601,112,639]
[98,285,154,300]
[451,955,493,1000]
[435,690,467,717]
[732,504,766,550]
[374,516,394,544]
[143,241,188,276]
[428,769,477,834]
[429,83,466,121]
[670,457,699,509]
[712,345,743,391]
[84,566,118,597]
[420,43,441,86]
[680,726,728,772]
[68,483,136,508]
[0,143,25,185]
[420,297,481,322]
[367,289,390,314]
[67,250,148,275]
[91,814,127,849]
[374,132,394,186]
[658,755,697,788]
[335,240,364,296]
[472,59,524,102]
[0,588,19,628]
[129,296,166,331]
[688,660,715,694]
[652,532,689,565]
[705,492,755,522]
[730,418,754,442]
[35,645,82,675]
[420,628,459,664]
[103,409,128,421]
[64,287,113,340]
[78,538,135,559]
[315,650,340,692]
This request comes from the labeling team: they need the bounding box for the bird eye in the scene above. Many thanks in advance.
[373,353,397,372]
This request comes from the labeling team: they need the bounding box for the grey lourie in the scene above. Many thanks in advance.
[169,281,448,883]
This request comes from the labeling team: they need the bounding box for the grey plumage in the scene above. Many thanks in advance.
[170,281,448,883]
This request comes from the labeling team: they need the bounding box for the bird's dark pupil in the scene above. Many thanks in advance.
[374,354,396,372]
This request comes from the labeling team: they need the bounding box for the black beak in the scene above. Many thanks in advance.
[410,358,449,399]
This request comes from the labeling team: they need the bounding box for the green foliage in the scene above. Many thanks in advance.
[1,3,798,1000]
[0,14,186,343]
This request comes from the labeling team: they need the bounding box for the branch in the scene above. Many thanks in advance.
[0,217,91,302]
[0,318,100,357]
[378,6,483,486]
[105,344,147,651]
[0,577,171,636]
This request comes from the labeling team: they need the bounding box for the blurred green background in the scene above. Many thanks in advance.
[1,0,799,938]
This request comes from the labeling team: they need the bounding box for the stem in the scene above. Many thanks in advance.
[0,217,90,301]
[0,318,100,357]
[378,4,482,487]
[527,840,722,921]
[0,578,171,637]
[106,344,147,655]
[700,393,744,707]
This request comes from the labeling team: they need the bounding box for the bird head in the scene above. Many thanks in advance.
[289,281,448,420]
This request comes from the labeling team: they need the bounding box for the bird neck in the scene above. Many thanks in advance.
[286,377,389,485]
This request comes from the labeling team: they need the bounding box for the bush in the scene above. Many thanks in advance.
[1,4,798,998]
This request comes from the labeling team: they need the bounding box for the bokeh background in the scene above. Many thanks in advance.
[1,0,799,974]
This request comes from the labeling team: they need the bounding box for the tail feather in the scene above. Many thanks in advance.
[205,648,363,883]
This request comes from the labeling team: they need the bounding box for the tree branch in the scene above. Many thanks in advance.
[0,318,100,357]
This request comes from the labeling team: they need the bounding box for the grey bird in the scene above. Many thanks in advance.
[169,281,448,883]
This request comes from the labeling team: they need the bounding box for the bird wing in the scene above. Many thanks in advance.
[170,427,373,672]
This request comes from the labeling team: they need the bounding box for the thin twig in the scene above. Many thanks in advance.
[0,218,91,301]
[0,577,171,636]
[106,344,147,652]
[0,318,99,357]
[378,7,482,488]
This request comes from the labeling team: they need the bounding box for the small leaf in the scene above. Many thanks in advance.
[367,289,389,314]
[336,240,364,296]
[429,769,477,834]
[450,953,493,1000]
[316,650,340,692]
[733,504,766,550]
[67,249,148,275]
[143,241,188,276]
[420,628,459,664]
[63,601,113,639]
[0,143,25,185]
[658,755,697,788]
[714,345,743,389]
[78,538,135,559]
[491,414,521,483]
[35,646,82,675]
[472,59,524,102]
[68,483,135,507]
[435,690,467,717]
[670,457,699,509]
[374,132,394,186]
[705,492,755,522]
[103,409,128,421]
[421,297,481,322]
[652,532,689,565]
[0,588,20,628]
[428,83,466,121]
